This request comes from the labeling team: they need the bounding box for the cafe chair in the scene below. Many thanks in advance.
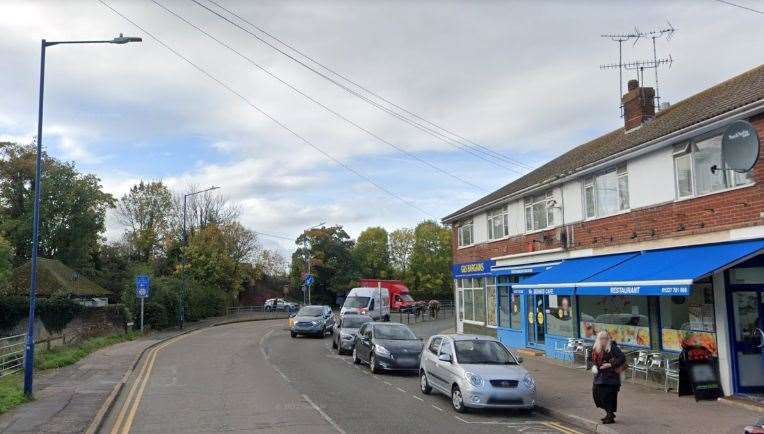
[664,358,680,393]
[631,351,651,383]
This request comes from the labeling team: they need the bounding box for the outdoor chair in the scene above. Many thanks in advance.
[631,350,651,383]
[647,352,665,382]
[554,338,579,367]
[664,358,680,393]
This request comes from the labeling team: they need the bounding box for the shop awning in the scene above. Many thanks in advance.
[492,261,559,276]
[576,239,764,296]
[512,252,639,295]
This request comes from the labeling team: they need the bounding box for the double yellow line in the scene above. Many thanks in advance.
[109,330,202,434]
[544,421,584,434]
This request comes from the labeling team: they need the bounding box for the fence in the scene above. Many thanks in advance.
[0,333,25,378]
[225,305,291,320]
[394,300,454,325]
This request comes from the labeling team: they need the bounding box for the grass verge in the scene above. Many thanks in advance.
[0,374,26,414]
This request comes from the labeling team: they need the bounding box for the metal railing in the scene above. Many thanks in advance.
[225,305,294,318]
[0,334,26,377]
[394,300,454,325]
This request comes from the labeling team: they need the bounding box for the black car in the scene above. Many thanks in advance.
[352,322,423,373]
[290,305,335,338]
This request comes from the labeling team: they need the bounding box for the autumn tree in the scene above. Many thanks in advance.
[406,220,453,300]
[352,227,391,279]
[117,180,173,262]
[290,226,356,305]
[389,227,415,278]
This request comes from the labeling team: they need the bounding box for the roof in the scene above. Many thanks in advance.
[443,64,764,223]
[7,258,108,297]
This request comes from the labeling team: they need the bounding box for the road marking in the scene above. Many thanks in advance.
[412,395,424,401]
[383,381,392,386]
[544,421,583,434]
[396,387,407,393]
[258,328,275,360]
[431,404,444,412]
[454,416,469,423]
[302,394,346,434]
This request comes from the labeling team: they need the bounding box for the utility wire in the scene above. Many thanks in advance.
[190,0,526,174]
[150,0,485,192]
[96,0,436,218]
[253,230,293,241]
[203,0,533,171]
[714,0,763,14]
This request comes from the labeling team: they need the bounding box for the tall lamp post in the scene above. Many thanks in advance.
[180,186,220,329]
[23,34,141,398]
[303,221,325,305]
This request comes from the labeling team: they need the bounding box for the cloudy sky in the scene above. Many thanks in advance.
[1,0,762,256]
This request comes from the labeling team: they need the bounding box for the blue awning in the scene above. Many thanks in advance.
[576,239,764,296]
[512,253,639,295]
[492,261,559,276]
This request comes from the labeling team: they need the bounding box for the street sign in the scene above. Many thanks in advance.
[135,275,151,298]
[305,274,315,287]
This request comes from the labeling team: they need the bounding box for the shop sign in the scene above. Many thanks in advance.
[528,287,574,295]
[452,260,493,278]
[577,284,690,296]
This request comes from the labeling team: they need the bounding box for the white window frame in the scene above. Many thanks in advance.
[524,190,555,232]
[458,277,486,326]
[487,205,509,240]
[457,220,474,247]
[583,164,630,219]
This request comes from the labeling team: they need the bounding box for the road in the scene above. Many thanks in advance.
[100,319,585,434]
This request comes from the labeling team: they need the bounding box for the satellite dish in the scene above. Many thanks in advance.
[722,120,760,173]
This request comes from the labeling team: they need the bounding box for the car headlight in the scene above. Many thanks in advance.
[522,373,536,391]
[374,345,391,357]
[465,372,483,388]
[310,320,321,326]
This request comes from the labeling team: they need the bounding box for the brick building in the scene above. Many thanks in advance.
[442,64,764,396]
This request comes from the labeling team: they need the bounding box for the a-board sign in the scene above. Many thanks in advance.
[679,345,722,401]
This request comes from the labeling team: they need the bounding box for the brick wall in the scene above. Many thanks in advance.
[454,113,764,264]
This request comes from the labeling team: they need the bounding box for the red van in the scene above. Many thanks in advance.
[359,279,415,312]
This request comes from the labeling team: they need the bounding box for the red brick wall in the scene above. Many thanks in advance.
[453,113,764,264]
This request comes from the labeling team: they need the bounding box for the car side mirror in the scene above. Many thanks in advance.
[438,353,452,363]
[517,356,523,364]
[289,313,296,318]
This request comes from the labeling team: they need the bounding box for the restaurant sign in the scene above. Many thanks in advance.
[576,284,690,296]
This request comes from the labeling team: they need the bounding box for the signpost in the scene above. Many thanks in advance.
[304,274,314,304]
[135,275,150,333]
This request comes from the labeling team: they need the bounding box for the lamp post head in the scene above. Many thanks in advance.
[112,33,142,44]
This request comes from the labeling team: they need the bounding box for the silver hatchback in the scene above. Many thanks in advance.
[419,334,536,412]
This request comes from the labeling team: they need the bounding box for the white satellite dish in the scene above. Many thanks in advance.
[722,120,760,173]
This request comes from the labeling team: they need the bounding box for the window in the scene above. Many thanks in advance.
[673,132,754,199]
[579,296,650,347]
[660,279,717,354]
[584,165,629,219]
[458,220,474,246]
[458,277,485,323]
[496,276,512,328]
[545,295,576,337]
[440,339,454,357]
[525,191,555,231]
[428,337,442,355]
[487,205,509,240]
[510,293,522,329]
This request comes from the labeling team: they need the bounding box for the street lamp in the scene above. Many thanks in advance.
[303,221,325,305]
[180,186,220,329]
[23,34,141,398]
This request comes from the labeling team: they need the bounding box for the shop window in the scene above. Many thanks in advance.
[673,132,753,199]
[487,205,509,240]
[458,220,474,246]
[524,191,555,232]
[545,295,576,337]
[486,282,497,327]
[659,280,717,354]
[730,267,764,284]
[583,165,629,219]
[510,293,522,329]
[458,278,485,323]
[579,296,650,347]
[496,275,514,328]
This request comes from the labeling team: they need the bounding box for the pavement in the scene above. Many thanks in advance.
[521,353,763,433]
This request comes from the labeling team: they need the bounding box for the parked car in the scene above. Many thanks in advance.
[352,322,422,373]
[341,287,390,321]
[332,313,373,355]
[290,305,335,338]
[419,334,536,413]
[265,298,298,312]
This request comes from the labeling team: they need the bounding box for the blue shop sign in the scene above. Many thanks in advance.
[493,262,559,276]
[576,284,691,296]
[453,260,494,278]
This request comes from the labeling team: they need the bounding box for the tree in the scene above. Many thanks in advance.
[389,227,415,277]
[257,249,288,277]
[90,241,132,296]
[352,227,391,279]
[220,222,260,264]
[0,142,114,272]
[182,225,238,296]
[174,185,239,237]
[406,220,452,300]
[0,235,12,289]
[117,180,173,262]
[290,225,356,305]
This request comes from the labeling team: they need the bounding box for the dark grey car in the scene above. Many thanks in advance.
[290,305,335,338]
[332,314,373,355]
[352,322,423,373]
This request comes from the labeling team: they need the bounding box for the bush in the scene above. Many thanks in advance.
[0,296,27,331]
[37,293,81,334]
[142,301,169,329]
[185,285,226,322]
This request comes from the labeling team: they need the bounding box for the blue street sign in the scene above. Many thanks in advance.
[304,274,315,287]
[135,275,151,299]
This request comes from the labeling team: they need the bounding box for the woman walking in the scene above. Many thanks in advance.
[590,331,626,424]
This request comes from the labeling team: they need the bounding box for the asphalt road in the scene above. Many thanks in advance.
[100,319,585,434]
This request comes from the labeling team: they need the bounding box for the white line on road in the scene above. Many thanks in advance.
[431,404,444,412]
[454,416,469,423]
[383,381,392,386]
[396,387,407,393]
[302,394,346,434]
[412,395,424,401]
[259,328,275,360]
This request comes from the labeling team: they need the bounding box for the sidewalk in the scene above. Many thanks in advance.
[0,312,285,434]
[523,354,761,434]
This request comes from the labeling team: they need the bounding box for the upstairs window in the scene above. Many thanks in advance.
[674,132,753,199]
[457,220,474,247]
[487,205,509,240]
[524,191,555,231]
[584,165,629,219]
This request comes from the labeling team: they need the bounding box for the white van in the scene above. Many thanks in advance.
[341,287,390,321]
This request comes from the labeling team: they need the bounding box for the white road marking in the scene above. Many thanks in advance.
[258,329,275,360]
[454,416,469,423]
[302,394,347,434]
[412,395,424,401]
[383,381,392,386]
[272,365,290,382]
[431,404,444,412]
[396,387,407,393]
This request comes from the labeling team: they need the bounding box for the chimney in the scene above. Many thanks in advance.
[622,79,655,130]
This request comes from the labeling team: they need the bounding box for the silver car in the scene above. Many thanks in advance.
[332,314,373,354]
[419,334,536,412]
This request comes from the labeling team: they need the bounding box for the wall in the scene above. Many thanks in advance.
[1,305,126,347]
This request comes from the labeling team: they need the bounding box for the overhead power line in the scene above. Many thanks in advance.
[150,0,485,192]
[97,0,436,218]
[192,0,531,174]
[253,230,293,241]
[714,0,763,14]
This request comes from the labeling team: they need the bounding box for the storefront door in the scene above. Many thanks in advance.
[526,294,546,348]
[730,290,764,392]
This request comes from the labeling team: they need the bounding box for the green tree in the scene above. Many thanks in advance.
[0,235,12,290]
[0,142,114,272]
[117,180,173,262]
[352,227,391,279]
[406,220,452,300]
[182,225,238,296]
[290,225,356,305]
[389,227,415,278]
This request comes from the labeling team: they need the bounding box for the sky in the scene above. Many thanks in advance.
[1,0,762,257]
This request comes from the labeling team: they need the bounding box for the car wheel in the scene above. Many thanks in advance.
[352,347,360,364]
[369,353,378,374]
[420,371,432,395]
[451,385,467,413]
[290,331,296,338]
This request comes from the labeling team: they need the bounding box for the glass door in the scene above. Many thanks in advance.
[526,294,546,348]
[731,290,764,392]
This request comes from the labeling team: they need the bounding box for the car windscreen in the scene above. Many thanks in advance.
[454,340,517,365]
[297,307,324,317]
[341,316,372,328]
[374,324,416,340]
[343,296,370,308]
[400,294,414,302]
